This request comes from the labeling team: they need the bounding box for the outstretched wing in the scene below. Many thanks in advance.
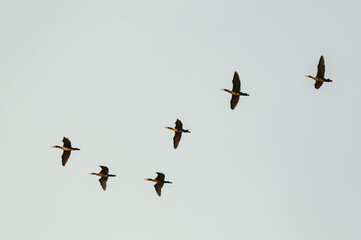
[316,56,325,79]
[61,151,71,166]
[62,137,72,148]
[232,71,241,92]
[155,172,165,182]
[99,177,108,191]
[230,95,240,110]
[173,132,182,149]
[175,119,183,129]
[99,166,109,175]
[154,182,164,197]
[314,81,323,89]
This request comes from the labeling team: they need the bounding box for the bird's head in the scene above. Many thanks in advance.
[305,75,313,79]
[145,178,155,182]
[52,145,61,148]
[164,127,174,130]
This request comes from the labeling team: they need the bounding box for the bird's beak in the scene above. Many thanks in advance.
[51,146,56,148]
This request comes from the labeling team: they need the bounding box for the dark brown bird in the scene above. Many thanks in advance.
[145,172,172,197]
[221,71,249,110]
[89,166,116,191]
[306,55,333,89]
[165,119,190,149]
[52,137,80,166]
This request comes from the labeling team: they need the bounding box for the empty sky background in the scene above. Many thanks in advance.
[1,0,361,239]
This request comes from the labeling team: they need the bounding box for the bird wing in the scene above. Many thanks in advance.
[316,56,325,79]
[99,166,109,175]
[314,81,323,89]
[99,177,108,191]
[173,132,182,149]
[232,71,241,92]
[155,172,165,182]
[62,137,72,148]
[61,151,71,166]
[230,95,240,110]
[175,119,183,129]
[154,182,164,197]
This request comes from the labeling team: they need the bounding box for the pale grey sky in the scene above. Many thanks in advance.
[1,1,361,239]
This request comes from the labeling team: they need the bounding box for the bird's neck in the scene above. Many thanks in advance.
[224,89,232,93]
[306,75,317,80]
[165,127,175,131]
[146,178,157,182]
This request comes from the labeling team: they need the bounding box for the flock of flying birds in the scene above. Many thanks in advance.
[52,55,332,196]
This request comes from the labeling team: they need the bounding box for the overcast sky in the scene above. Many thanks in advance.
[1,1,361,240]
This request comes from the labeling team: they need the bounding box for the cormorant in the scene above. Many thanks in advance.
[145,172,172,197]
[221,71,249,110]
[306,55,333,89]
[89,166,116,191]
[165,119,190,149]
[52,137,80,166]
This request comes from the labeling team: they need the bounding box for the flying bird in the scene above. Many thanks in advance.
[52,137,80,166]
[221,71,249,110]
[145,172,172,197]
[305,55,333,89]
[165,119,190,149]
[89,166,116,191]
